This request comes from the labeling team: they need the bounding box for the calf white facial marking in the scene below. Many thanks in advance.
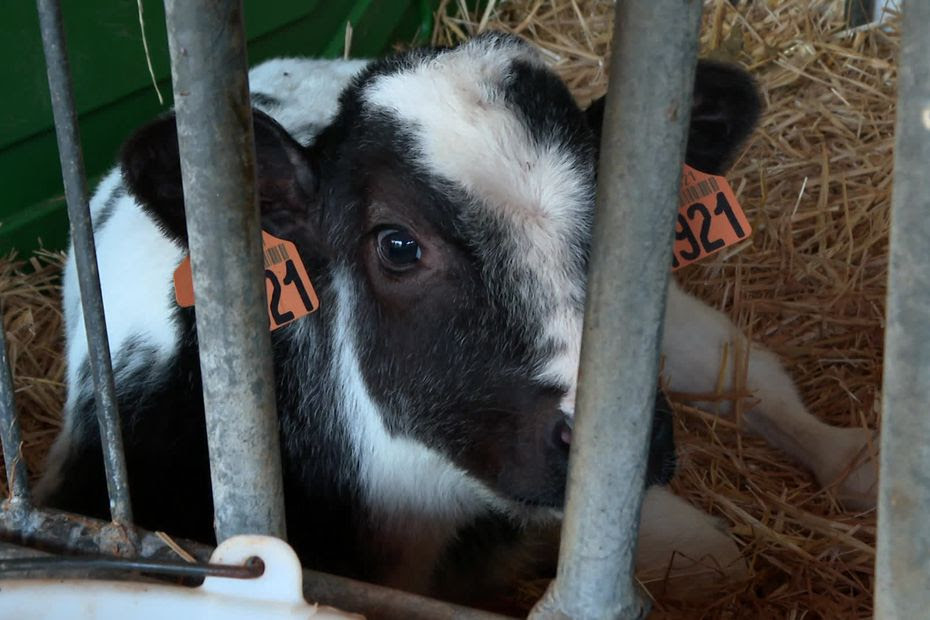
[362,37,592,406]
[330,268,508,528]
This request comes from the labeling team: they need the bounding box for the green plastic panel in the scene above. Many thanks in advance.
[0,0,434,255]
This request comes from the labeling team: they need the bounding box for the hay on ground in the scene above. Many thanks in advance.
[0,251,66,485]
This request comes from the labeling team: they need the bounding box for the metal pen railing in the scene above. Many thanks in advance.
[0,325,29,506]
[36,0,133,526]
[875,1,930,618]
[531,1,702,618]
[162,0,287,543]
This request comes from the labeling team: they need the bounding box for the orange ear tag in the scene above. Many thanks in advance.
[672,165,752,270]
[173,231,319,331]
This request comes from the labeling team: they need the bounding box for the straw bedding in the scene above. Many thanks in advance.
[0,0,895,617]
[0,251,66,485]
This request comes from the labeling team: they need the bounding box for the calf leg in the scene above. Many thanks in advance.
[434,490,747,607]
[636,485,747,599]
[661,281,878,510]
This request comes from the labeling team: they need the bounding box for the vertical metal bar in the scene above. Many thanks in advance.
[36,0,133,525]
[162,0,287,541]
[876,1,930,618]
[530,1,702,618]
[0,326,30,505]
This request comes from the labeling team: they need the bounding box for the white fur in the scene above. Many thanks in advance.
[62,169,183,408]
[249,58,369,144]
[543,312,583,416]
[662,281,878,508]
[636,486,748,599]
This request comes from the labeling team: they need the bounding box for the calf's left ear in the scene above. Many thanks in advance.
[584,59,762,175]
[120,108,320,249]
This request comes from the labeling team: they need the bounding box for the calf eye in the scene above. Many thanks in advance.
[376,228,422,271]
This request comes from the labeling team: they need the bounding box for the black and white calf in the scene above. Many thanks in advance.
[37,33,876,598]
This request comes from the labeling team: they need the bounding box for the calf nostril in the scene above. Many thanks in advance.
[552,419,572,449]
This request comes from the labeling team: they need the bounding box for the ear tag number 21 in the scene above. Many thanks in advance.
[173,231,319,331]
[672,165,752,270]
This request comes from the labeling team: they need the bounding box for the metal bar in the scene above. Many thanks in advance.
[0,505,141,559]
[35,0,132,525]
[0,556,262,580]
[0,326,30,505]
[0,507,512,620]
[162,0,286,541]
[875,1,930,618]
[302,568,515,620]
[530,1,703,618]
[0,542,162,581]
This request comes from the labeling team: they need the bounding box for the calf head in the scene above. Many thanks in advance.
[121,33,760,516]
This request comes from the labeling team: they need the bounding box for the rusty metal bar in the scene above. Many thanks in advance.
[0,505,139,559]
[0,556,262,580]
[35,0,132,525]
[0,507,511,620]
[301,569,515,620]
[875,0,930,618]
[0,324,30,505]
[161,0,286,541]
[0,555,251,579]
[530,1,703,618]
[0,543,111,581]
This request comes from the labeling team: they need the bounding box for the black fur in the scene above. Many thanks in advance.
[585,59,762,174]
[250,92,281,109]
[119,113,187,244]
[121,109,321,254]
[648,387,678,486]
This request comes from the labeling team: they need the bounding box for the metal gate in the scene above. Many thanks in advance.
[0,1,925,618]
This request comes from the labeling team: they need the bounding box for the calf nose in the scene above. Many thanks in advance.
[551,417,572,451]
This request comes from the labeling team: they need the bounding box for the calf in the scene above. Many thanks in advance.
[36,33,876,598]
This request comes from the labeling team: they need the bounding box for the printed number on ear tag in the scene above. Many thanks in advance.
[671,165,752,271]
[173,231,319,331]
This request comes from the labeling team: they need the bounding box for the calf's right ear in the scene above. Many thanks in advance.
[120,109,319,248]
[584,59,762,175]
[120,111,187,243]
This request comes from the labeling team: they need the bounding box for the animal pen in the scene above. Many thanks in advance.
[0,0,922,618]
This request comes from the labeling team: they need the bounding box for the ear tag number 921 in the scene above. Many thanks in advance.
[672,165,752,270]
[173,231,319,331]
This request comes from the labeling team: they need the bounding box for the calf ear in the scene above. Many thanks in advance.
[120,109,319,247]
[686,60,761,174]
[584,60,761,174]
[120,111,187,242]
